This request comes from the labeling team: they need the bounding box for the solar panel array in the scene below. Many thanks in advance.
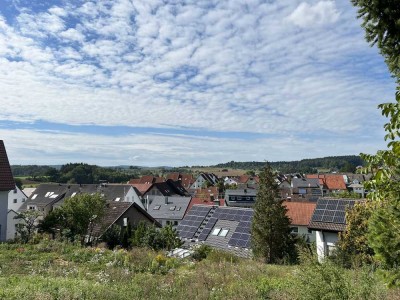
[311,199,356,224]
[197,207,253,249]
[177,206,212,239]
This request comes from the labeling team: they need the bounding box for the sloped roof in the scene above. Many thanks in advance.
[187,197,225,211]
[284,201,316,226]
[292,178,320,189]
[308,198,359,232]
[0,140,15,191]
[92,202,161,237]
[20,184,68,210]
[148,180,189,197]
[177,205,253,258]
[307,174,347,190]
[148,196,192,220]
[130,183,152,195]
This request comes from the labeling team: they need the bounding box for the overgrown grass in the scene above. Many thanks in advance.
[0,239,398,299]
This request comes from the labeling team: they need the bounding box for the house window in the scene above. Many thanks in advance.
[22,198,26,202]
[123,218,128,227]
[13,199,17,204]
[174,221,178,226]
[153,205,160,210]
[290,227,299,234]
[308,228,312,234]
[28,205,36,210]
[13,188,17,194]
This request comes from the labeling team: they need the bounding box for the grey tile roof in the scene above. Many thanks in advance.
[148,196,192,220]
[148,180,189,197]
[20,184,68,210]
[292,178,320,189]
[0,140,15,191]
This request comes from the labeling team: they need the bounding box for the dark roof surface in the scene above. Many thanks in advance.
[177,205,253,257]
[292,178,320,189]
[0,140,15,191]
[308,198,358,232]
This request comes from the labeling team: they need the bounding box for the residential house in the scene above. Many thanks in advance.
[91,201,161,239]
[190,173,219,189]
[308,198,359,262]
[22,187,36,198]
[143,179,190,202]
[7,186,27,240]
[236,175,259,185]
[0,140,15,241]
[348,182,365,197]
[224,188,257,207]
[224,177,238,186]
[177,205,253,258]
[166,173,195,189]
[284,201,316,243]
[128,175,164,185]
[21,183,144,214]
[291,178,322,201]
[147,196,192,227]
[187,197,225,212]
[306,174,347,194]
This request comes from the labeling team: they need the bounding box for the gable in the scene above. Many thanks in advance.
[0,141,15,191]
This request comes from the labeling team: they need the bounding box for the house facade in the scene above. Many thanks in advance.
[190,173,219,189]
[308,198,358,261]
[0,140,16,241]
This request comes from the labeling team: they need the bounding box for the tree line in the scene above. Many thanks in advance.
[213,155,364,173]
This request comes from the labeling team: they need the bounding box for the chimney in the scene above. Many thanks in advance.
[165,196,168,205]
[213,199,220,206]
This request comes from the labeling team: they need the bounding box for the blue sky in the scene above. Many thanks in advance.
[0,0,396,166]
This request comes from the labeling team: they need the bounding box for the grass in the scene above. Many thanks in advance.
[0,239,398,300]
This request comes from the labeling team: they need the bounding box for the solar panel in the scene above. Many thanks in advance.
[312,198,358,225]
[177,205,213,239]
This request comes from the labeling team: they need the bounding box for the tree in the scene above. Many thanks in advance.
[14,178,23,189]
[14,210,41,243]
[335,201,375,267]
[40,193,106,244]
[251,164,293,263]
[351,0,400,286]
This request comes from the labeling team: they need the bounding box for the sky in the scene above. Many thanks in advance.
[0,0,396,167]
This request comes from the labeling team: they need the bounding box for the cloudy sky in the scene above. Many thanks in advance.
[0,0,396,166]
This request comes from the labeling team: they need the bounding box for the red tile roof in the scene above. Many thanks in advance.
[307,174,346,190]
[0,141,15,191]
[284,201,316,226]
[194,187,219,201]
[129,183,152,195]
[187,197,225,212]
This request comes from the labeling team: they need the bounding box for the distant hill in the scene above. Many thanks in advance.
[212,155,364,174]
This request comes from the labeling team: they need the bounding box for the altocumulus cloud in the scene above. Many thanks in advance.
[0,0,395,166]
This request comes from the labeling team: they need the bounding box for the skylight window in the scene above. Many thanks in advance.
[219,229,229,237]
[153,205,161,210]
[32,194,38,200]
[71,192,77,197]
[176,207,181,211]
[211,227,229,237]
[169,206,176,211]
[211,228,221,236]
[115,197,121,201]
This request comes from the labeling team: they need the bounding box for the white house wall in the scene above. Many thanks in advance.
[316,230,339,262]
[8,187,26,212]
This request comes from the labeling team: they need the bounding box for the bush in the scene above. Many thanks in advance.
[191,244,212,261]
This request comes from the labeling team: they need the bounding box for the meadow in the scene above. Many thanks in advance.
[0,239,398,300]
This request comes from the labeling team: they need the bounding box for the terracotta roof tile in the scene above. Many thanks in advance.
[187,197,225,212]
[307,174,347,190]
[284,201,316,226]
[0,141,15,191]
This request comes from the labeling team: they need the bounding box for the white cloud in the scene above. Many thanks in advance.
[287,1,340,28]
[0,0,395,164]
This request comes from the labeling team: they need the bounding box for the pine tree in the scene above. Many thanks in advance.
[251,164,293,263]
